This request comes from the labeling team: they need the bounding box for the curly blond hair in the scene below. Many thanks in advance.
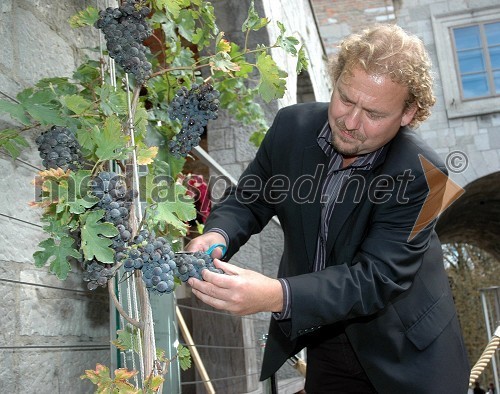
[330,24,436,129]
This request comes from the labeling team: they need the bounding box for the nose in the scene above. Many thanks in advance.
[344,107,361,130]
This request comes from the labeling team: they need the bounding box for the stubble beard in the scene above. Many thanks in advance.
[330,120,366,157]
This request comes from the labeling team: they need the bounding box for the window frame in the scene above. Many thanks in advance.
[432,6,500,118]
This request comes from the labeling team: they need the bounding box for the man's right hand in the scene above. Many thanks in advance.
[185,231,227,259]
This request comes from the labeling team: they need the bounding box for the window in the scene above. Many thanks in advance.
[432,6,500,118]
[452,22,500,100]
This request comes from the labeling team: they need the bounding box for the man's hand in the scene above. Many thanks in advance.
[188,260,283,316]
[185,231,226,259]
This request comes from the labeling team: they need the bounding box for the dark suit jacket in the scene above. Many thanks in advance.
[204,102,470,393]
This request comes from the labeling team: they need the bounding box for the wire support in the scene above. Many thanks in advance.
[0,344,109,350]
[0,277,109,297]
[177,304,270,322]
[0,152,43,172]
[180,371,260,386]
[0,89,20,103]
[179,341,259,351]
[0,212,43,228]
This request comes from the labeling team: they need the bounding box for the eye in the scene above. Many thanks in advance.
[339,95,351,105]
[367,112,383,120]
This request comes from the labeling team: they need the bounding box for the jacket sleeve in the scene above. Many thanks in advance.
[282,157,449,340]
[203,109,285,259]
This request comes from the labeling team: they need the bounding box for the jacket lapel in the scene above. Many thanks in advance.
[324,145,389,260]
[300,143,328,266]
[324,168,374,258]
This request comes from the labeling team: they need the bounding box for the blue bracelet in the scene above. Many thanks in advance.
[206,243,227,257]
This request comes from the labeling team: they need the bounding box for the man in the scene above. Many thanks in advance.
[186,24,470,393]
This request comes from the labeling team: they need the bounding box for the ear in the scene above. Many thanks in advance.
[401,103,418,127]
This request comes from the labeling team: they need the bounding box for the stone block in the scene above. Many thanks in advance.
[0,15,13,71]
[474,133,490,151]
[12,351,62,393]
[0,351,17,392]
[16,8,75,85]
[0,216,45,262]
[0,274,17,345]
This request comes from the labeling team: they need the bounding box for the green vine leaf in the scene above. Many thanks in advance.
[0,99,30,125]
[176,9,196,42]
[93,115,131,161]
[80,210,118,263]
[0,129,30,159]
[242,0,269,32]
[275,21,300,56]
[16,88,66,126]
[69,6,99,28]
[191,1,217,49]
[256,52,287,103]
[60,94,93,115]
[151,183,196,234]
[296,45,309,74]
[158,0,190,19]
[96,84,128,116]
[72,62,101,85]
[112,325,141,354]
[177,344,192,371]
[33,236,81,280]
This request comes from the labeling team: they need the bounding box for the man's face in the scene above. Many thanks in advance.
[328,67,417,161]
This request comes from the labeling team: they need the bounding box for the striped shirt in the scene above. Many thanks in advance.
[275,122,383,320]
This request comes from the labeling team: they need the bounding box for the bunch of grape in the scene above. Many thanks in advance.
[35,126,82,171]
[118,228,224,294]
[82,260,114,290]
[90,171,136,254]
[122,229,177,294]
[94,0,153,84]
[172,251,223,282]
[167,83,220,157]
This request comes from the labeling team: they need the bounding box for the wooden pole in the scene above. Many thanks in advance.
[176,306,216,394]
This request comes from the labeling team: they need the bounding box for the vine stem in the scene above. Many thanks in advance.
[108,282,143,330]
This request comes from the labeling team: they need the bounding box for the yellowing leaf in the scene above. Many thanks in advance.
[80,363,112,385]
[137,145,158,165]
[215,32,231,53]
[38,168,71,180]
[210,52,241,73]
[114,368,138,382]
[69,6,99,28]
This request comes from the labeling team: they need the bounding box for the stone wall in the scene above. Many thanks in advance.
[0,1,109,393]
